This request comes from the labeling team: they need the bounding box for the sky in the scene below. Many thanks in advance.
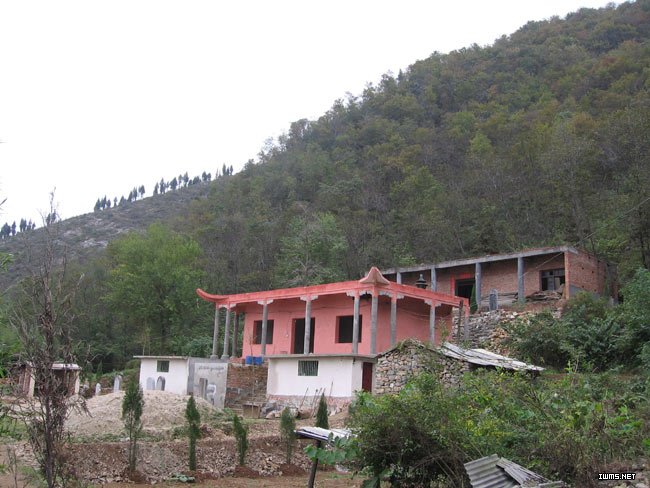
[0,0,617,228]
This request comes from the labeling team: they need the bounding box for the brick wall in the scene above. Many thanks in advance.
[566,250,612,297]
[224,363,268,409]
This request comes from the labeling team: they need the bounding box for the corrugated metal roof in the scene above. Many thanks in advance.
[465,455,519,488]
[294,427,351,443]
[440,342,544,372]
[464,455,564,488]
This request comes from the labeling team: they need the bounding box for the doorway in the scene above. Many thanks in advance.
[362,362,373,392]
[293,318,316,354]
[455,278,475,299]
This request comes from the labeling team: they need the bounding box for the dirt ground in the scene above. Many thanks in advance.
[1,391,360,487]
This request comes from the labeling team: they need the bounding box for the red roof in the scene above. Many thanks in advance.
[196,267,467,309]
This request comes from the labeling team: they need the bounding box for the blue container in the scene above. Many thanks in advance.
[245,355,263,365]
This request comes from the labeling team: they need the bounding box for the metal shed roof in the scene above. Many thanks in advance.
[464,454,564,488]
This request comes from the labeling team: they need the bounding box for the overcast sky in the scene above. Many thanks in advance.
[0,0,616,227]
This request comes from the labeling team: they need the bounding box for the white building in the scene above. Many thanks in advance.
[266,354,375,405]
[135,355,229,407]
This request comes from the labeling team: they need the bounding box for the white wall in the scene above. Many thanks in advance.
[267,356,367,398]
[139,357,189,395]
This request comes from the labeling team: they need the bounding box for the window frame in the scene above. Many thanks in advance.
[253,319,274,345]
[156,360,170,373]
[336,315,363,343]
[298,360,319,376]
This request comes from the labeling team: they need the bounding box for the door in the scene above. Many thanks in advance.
[293,318,316,354]
[362,362,373,392]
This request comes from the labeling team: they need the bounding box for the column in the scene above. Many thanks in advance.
[390,295,398,347]
[210,306,220,359]
[352,293,360,354]
[221,307,231,360]
[429,303,436,345]
[463,300,470,342]
[370,293,378,354]
[261,301,269,356]
[303,298,312,355]
[396,271,402,284]
[430,266,437,291]
[475,262,482,311]
[517,256,525,305]
[231,312,239,359]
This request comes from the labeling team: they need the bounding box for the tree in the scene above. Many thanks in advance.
[279,407,296,464]
[103,223,206,354]
[273,212,348,287]
[9,197,84,488]
[186,395,201,470]
[233,415,248,466]
[122,379,144,476]
[316,393,329,429]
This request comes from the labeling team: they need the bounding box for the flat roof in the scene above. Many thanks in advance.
[382,246,577,274]
[266,353,376,361]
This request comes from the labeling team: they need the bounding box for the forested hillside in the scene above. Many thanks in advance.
[190,0,650,294]
[2,0,650,367]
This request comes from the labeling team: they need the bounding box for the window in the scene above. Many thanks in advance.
[156,360,169,373]
[337,315,362,343]
[253,320,274,344]
[298,360,319,376]
[541,269,565,291]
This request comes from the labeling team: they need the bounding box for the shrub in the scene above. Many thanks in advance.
[186,396,201,470]
[348,370,650,487]
[279,408,296,464]
[233,415,248,466]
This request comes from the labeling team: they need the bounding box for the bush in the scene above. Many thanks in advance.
[348,370,650,487]
[279,408,296,464]
[233,415,248,466]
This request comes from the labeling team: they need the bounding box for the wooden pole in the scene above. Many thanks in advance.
[307,440,322,488]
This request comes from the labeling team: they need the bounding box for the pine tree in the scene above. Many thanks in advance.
[316,393,329,429]
[233,415,248,466]
[280,408,296,464]
[122,380,144,476]
[186,396,201,470]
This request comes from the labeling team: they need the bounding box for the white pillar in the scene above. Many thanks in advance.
[370,293,378,354]
[429,303,436,345]
[210,306,220,359]
[221,307,231,360]
[518,256,525,305]
[352,293,360,354]
[304,298,312,355]
[261,301,269,356]
[390,295,397,347]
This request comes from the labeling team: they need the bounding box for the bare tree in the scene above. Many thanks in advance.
[8,195,85,487]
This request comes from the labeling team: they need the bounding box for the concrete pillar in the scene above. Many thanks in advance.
[517,256,525,305]
[430,266,437,291]
[221,307,231,360]
[261,301,269,356]
[429,303,436,345]
[475,262,482,311]
[463,301,470,342]
[210,306,220,359]
[352,293,360,354]
[370,293,378,354]
[390,295,398,347]
[231,312,239,358]
[303,298,312,355]
[396,271,402,284]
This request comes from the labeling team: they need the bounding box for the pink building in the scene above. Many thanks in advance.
[196,268,467,403]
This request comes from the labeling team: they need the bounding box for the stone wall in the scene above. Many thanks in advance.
[374,340,470,395]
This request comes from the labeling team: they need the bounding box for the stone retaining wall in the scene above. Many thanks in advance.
[375,340,470,395]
